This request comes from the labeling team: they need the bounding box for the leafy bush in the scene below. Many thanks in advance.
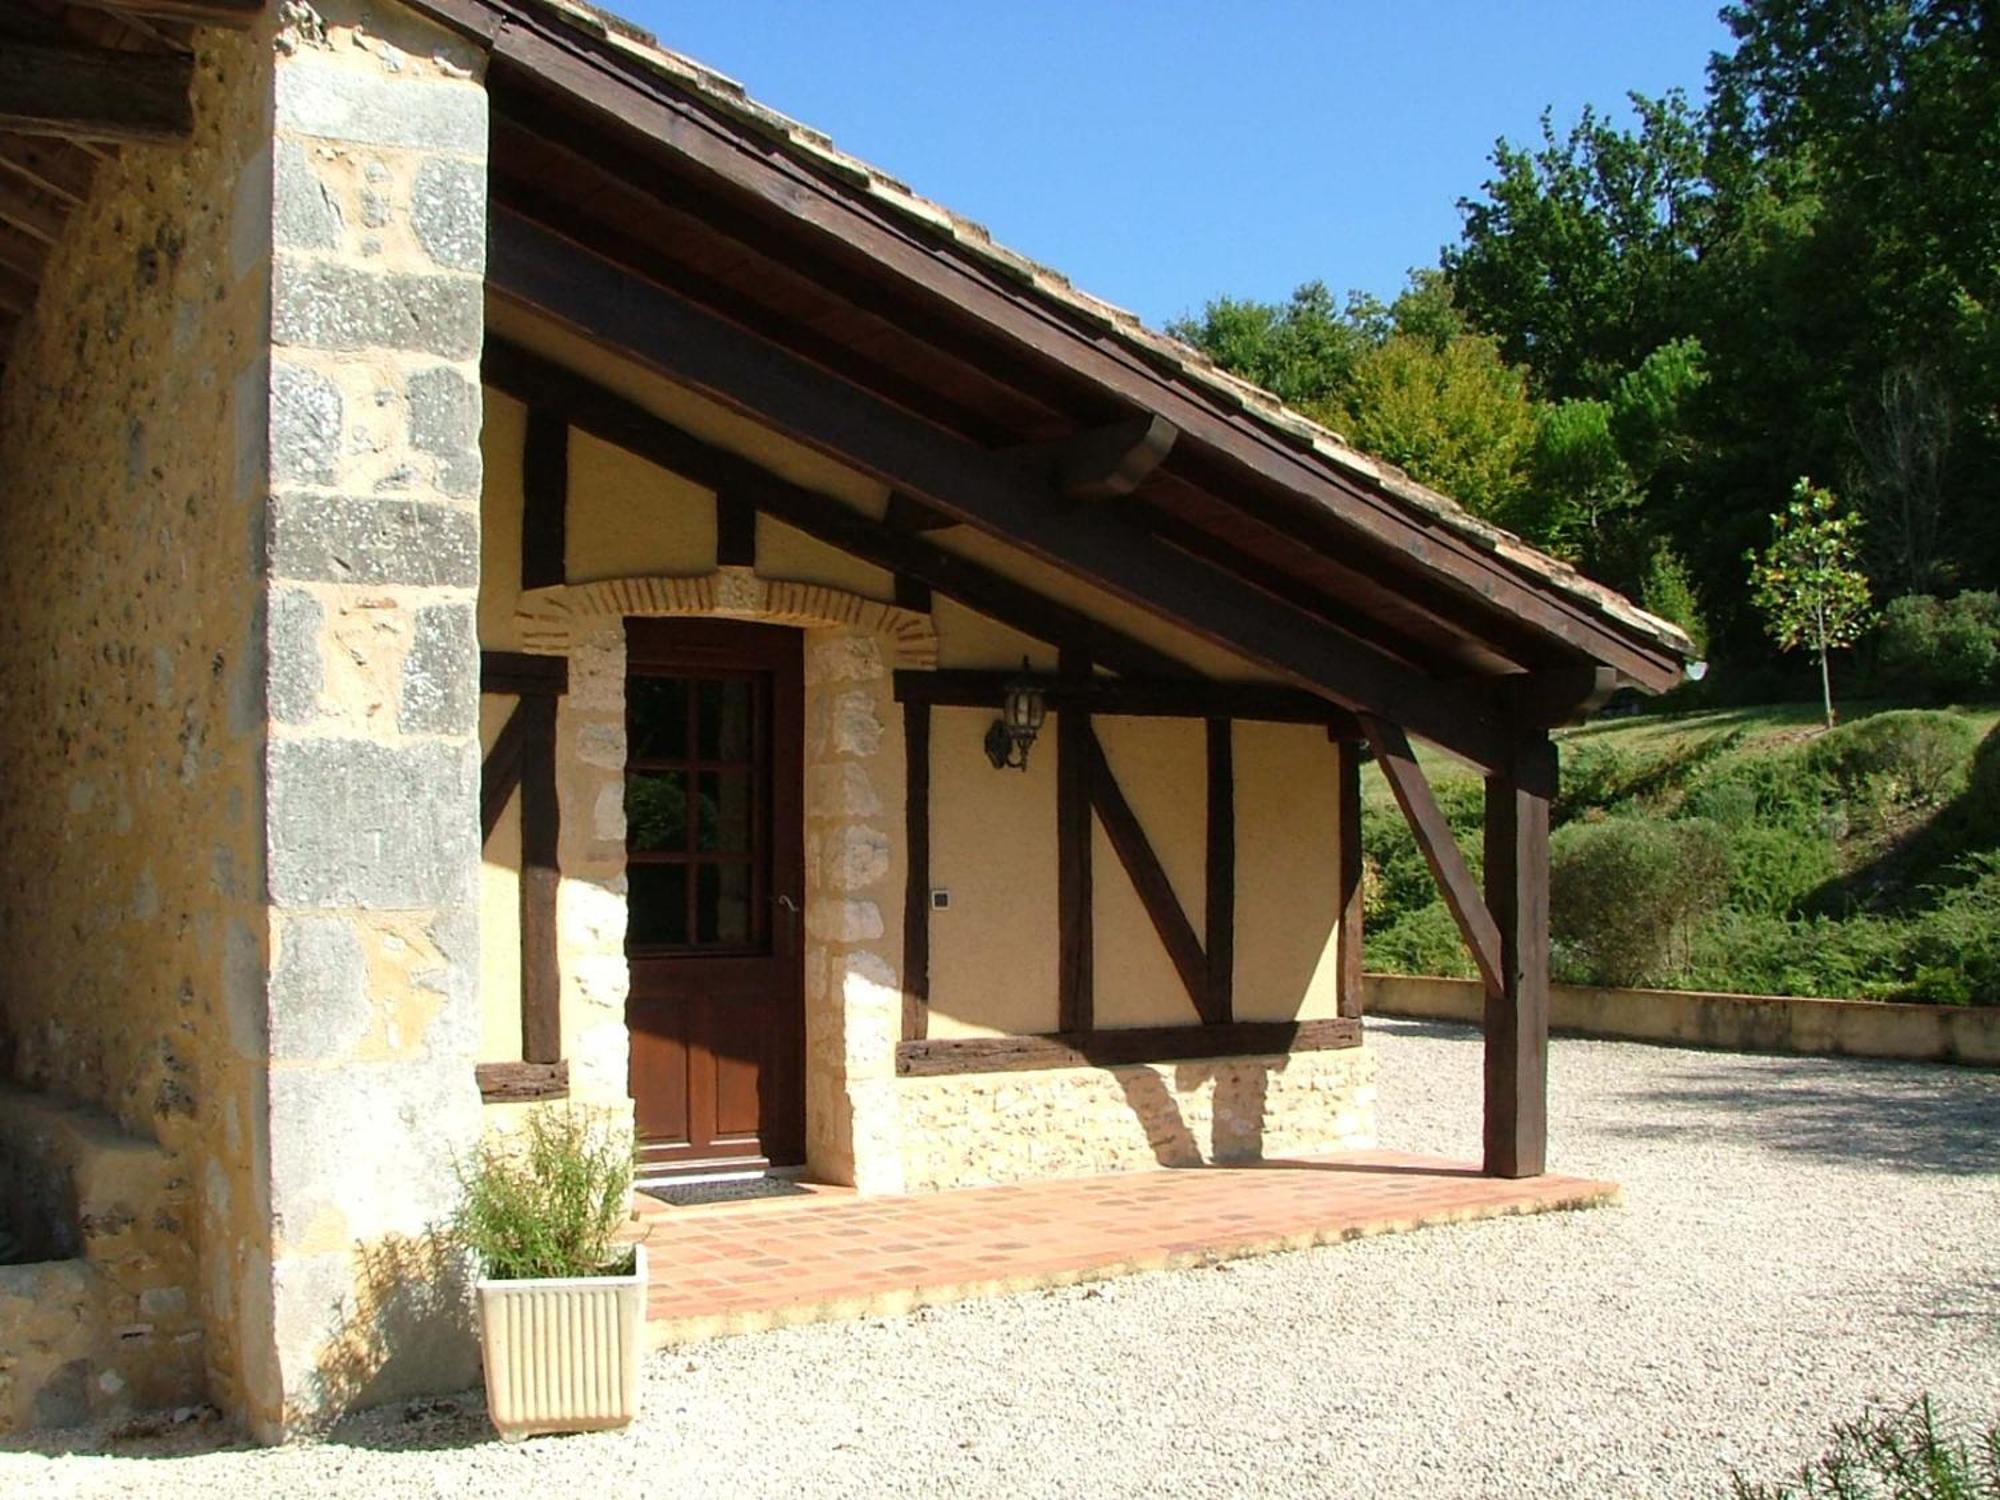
[1720,823,1840,916]
[1685,910,1903,999]
[453,1106,635,1281]
[1803,711,1978,811]
[1876,592,2000,702]
[1728,1396,2000,1499]
[1368,900,1476,979]
[1685,751,1830,833]
[1551,816,1728,986]
[1896,853,2000,1005]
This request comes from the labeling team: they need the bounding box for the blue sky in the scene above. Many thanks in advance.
[613,2,1735,328]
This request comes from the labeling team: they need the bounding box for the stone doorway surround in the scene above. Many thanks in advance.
[514,567,936,1192]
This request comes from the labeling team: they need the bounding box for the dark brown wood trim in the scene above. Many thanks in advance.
[1362,714,1504,999]
[486,210,1512,768]
[884,491,958,533]
[894,668,1356,731]
[520,405,569,590]
[1335,737,1366,1020]
[715,491,757,567]
[481,649,569,697]
[1008,413,1178,501]
[1085,725,1215,1024]
[481,339,1192,681]
[475,1060,571,1103]
[89,0,265,24]
[1205,718,1234,1026]
[893,573,933,614]
[518,695,562,1065]
[895,1017,1362,1077]
[902,699,931,1042]
[0,44,193,145]
[1056,650,1093,1034]
[480,699,530,843]
[1483,737,1554,1178]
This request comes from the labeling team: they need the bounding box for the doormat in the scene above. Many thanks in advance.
[642,1177,814,1209]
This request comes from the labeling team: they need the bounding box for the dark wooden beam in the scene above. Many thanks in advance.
[884,491,958,533]
[482,338,1192,681]
[892,573,932,614]
[0,175,66,245]
[1009,412,1178,501]
[448,9,1684,693]
[1361,715,1504,999]
[518,695,562,1065]
[480,699,530,843]
[892,668,1357,731]
[520,405,568,590]
[487,209,1511,769]
[0,132,98,206]
[0,44,192,145]
[1505,664,1620,728]
[1205,718,1234,1026]
[475,1060,570,1103]
[87,0,267,24]
[895,1017,1361,1077]
[1483,737,1554,1178]
[1056,650,1093,1034]
[1085,725,1216,1025]
[902,700,931,1042]
[715,491,756,567]
[481,649,569,697]
[1335,737,1366,1021]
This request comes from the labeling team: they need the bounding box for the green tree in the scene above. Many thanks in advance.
[1748,479,1875,727]
[1165,281,1366,409]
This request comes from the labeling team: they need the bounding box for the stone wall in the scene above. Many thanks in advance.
[897,1046,1377,1193]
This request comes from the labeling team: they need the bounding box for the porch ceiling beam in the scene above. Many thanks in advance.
[80,0,267,24]
[892,668,1359,732]
[1007,412,1178,502]
[0,44,193,145]
[883,491,958,533]
[1503,664,1621,728]
[488,207,1510,770]
[1360,713,1505,998]
[481,338,1192,681]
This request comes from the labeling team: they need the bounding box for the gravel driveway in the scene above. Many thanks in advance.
[7,1019,1998,1498]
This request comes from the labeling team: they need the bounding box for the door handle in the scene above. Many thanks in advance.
[774,894,800,913]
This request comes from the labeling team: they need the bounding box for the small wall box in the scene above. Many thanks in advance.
[930,890,950,911]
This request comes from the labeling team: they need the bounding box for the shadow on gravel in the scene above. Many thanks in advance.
[316,1393,499,1453]
[1609,1056,2000,1177]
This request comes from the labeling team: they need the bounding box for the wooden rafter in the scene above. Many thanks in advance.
[1008,412,1178,502]
[487,208,1512,768]
[0,42,193,144]
[79,0,266,24]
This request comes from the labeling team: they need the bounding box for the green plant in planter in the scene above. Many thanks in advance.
[453,1105,635,1281]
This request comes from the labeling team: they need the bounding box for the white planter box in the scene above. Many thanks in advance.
[475,1245,646,1442]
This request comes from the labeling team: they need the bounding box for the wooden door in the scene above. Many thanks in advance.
[624,619,804,1173]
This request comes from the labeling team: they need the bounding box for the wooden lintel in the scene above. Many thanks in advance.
[895,1017,1361,1077]
[884,490,958,532]
[1361,714,1505,999]
[1085,726,1216,1024]
[0,44,193,145]
[481,338,1193,681]
[476,1060,570,1103]
[481,649,569,698]
[1008,412,1179,502]
[891,668,1356,730]
[479,699,530,842]
[486,210,1512,770]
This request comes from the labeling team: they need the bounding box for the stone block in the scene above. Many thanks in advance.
[268,492,478,587]
[272,259,482,360]
[268,915,369,1062]
[399,603,477,736]
[267,737,478,909]
[272,140,343,252]
[410,157,485,273]
[276,56,487,156]
[830,689,883,757]
[270,361,341,486]
[806,763,882,820]
[823,826,891,892]
[405,364,480,498]
[805,899,883,944]
[266,588,324,726]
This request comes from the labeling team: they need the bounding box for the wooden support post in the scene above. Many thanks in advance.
[520,406,568,590]
[1205,718,1234,1025]
[518,694,562,1065]
[902,700,931,1041]
[1056,650,1093,1033]
[1483,736,1555,1179]
[715,492,756,567]
[1335,737,1365,1020]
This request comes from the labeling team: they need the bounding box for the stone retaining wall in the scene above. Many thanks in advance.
[1365,974,2000,1066]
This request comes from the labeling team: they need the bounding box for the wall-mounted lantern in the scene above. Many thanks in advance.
[983,659,1047,772]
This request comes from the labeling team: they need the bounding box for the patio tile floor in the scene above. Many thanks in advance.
[630,1149,1617,1348]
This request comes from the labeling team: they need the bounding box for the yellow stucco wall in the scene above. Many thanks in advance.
[0,22,276,1418]
[475,334,1349,1059]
